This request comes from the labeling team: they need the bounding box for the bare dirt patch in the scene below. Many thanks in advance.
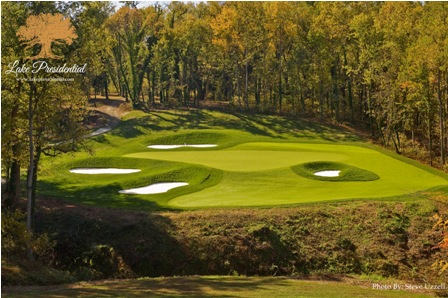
[84,95,130,132]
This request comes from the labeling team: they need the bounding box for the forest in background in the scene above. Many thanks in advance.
[86,1,448,167]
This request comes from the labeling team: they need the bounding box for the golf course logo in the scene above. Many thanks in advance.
[17,13,77,60]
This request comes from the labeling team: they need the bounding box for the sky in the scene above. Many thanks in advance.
[112,0,205,11]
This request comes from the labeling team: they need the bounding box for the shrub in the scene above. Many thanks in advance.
[432,213,448,275]
[78,244,135,280]
[1,210,71,286]
[1,210,54,261]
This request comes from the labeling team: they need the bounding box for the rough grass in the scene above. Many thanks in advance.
[2,276,437,298]
[38,109,448,210]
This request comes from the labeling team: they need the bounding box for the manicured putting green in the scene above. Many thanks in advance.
[125,142,447,208]
[39,110,448,210]
[128,143,348,172]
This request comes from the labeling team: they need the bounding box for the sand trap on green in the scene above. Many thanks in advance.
[119,182,188,194]
[148,144,218,149]
[70,168,141,174]
[314,170,340,177]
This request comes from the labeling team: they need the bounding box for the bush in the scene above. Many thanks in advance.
[1,210,31,258]
[1,210,54,261]
[77,244,135,280]
[1,210,71,286]
[432,213,448,275]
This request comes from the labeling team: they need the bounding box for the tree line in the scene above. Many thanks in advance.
[100,2,447,167]
[1,1,448,229]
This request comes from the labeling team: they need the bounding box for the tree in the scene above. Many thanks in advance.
[70,2,114,100]
[1,1,30,211]
[105,6,155,110]
[2,2,89,239]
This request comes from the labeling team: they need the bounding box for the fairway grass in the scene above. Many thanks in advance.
[38,109,448,210]
[2,276,436,298]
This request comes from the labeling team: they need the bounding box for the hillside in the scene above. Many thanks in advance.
[3,193,447,297]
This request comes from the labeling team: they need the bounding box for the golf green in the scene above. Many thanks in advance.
[125,142,447,208]
[38,110,448,210]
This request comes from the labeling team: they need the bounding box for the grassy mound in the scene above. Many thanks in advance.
[41,157,223,210]
[291,161,380,182]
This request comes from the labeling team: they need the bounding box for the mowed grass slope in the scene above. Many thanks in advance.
[39,109,448,210]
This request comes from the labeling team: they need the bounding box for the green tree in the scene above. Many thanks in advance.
[1,2,89,238]
[105,6,153,109]
[1,1,29,211]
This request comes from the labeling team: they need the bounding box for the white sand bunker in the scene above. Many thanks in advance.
[148,144,217,149]
[119,182,188,194]
[70,168,141,174]
[314,170,341,177]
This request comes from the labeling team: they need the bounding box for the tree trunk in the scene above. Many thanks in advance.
[278,72,283,114]
[255,77,261,106]
[5,98,21,211]
[245,56,249,110]
[319,82,324,121]
[104,74,109,100]
[26,83,35,249]
[6,160,21,211]
[237,64,242,110]
[151,70,156,105]
[30,145,42,231]
[367,85,374,137]
[342,49,354,122]
[437,68,445,165]
[428,86,433,166]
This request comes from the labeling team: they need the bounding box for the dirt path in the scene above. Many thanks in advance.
[85,95,130,136]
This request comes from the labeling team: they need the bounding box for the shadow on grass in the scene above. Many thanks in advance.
[37,181,168,212]
[108,122,145,139]
[89,97,126,108]
[115,109,361,142]
[33,200,188,281]
[3,277,291,298]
